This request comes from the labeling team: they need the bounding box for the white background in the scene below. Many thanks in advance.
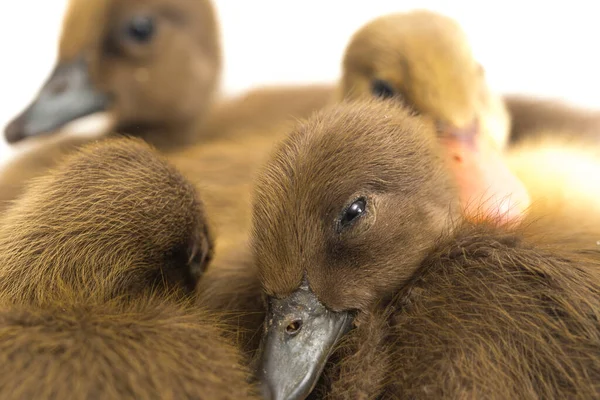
[1,0,599,166]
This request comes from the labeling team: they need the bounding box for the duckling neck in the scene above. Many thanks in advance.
[112,118,203,152]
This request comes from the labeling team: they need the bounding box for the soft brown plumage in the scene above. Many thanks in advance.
[0,137,259,399]
[252,100,600,399]
[0,138,211,303]
[0,299,258,400]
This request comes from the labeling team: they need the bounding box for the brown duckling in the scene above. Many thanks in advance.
[0,0,221,210]
[4,0,221,149]
[252,100,600,400]
[336,10,529,224]
[0,0,333,212]
[2,0,334,149]
[0,137,211,302]
[0,137,259,399]
[0,115,298,351]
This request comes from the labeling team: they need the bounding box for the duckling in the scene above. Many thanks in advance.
[0,0,334,211]
[3,0,335,150]
[252,100,600,400]
[336,10,529,224]
[0,137,259,398]
[4,0,220,148]
[0,0,220,209]
[0,126,287,350]
[0,137,212,303]
[505,94,600,145]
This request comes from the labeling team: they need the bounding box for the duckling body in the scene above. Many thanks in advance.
[0,138,259,398]
[505,95,600,145]
[319,219,600,400]
[0,83,333,212]
[0,299,258,400]
[252,100,600,400]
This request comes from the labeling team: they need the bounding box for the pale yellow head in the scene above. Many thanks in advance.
[339,10,510,149]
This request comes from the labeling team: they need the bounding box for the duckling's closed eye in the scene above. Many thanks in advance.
[123,15,156,45]
[339,197,367,230]
[371,79,397,100]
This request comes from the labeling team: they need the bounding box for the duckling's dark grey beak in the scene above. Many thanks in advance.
[257,284,353,400]
[5,57,109,144]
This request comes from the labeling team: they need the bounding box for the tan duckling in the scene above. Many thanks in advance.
[337,10,529,224]
[337,10,600,226]
[0,137,259,399]
[252,100,600,400]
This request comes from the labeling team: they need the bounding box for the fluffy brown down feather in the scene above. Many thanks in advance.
[0,138,210,303]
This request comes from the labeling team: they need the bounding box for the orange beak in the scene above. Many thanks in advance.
[439,121,530,225]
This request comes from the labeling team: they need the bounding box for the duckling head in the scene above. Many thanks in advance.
[0,137,214,302]
[5,0,220,146]
[252,100,459,400]
[339,11,529,223]
[338,10,509,150]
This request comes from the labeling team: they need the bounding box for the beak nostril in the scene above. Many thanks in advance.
[48,79,69,96]
[285,319,303,335]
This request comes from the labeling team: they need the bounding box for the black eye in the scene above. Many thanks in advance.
[371,79,396,99]
[340,198,367,228]
[125,15,156,43]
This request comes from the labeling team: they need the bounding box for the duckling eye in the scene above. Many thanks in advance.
[125,15,156,43]
[371,79,396,99]
[340,198,367,228]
